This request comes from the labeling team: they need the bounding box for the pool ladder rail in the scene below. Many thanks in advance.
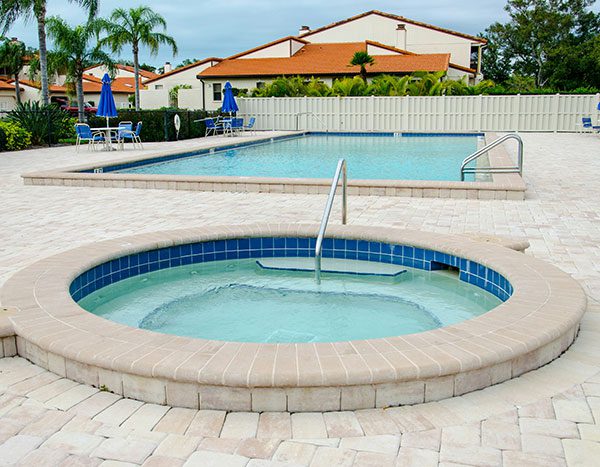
[460,133,523,181]
[315,158,347,284]
[295,112,329,132]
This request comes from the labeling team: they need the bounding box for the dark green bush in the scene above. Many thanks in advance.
[87,109,219,142]
[0,126,7,151]
[7,101,76,145]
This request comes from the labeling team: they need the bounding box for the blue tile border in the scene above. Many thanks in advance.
[79,133,304,174]
[70,237,513,303]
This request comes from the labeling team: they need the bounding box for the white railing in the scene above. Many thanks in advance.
[315,159,347,285]
[237,94,600,133]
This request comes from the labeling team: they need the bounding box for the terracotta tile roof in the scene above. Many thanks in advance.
[300,10,487,44]
[116,64,158,79]
[10,79,65,92]
[0,80,16,90]
[367,40,477,74]
[83,64,159,80]
[144,57,222,84]
[13,77,139,94]
[198,42,450,78]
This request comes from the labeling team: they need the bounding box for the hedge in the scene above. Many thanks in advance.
[87,109,220,142]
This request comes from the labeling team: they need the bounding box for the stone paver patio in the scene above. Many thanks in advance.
[1,132,600,466]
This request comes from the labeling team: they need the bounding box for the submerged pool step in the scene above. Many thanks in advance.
[256,257,407,277]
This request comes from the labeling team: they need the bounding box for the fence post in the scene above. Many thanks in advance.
[271,96,275,131]
[553,93,560,133]
[370,95,375,132]
[477,94,483,132]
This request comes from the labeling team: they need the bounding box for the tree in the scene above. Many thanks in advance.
[0,0,98,105]
[176,58,200,68]
[0,37,28,104]
[46,16,114,122]
[100,6,178,110]
[482,0,600,88]
[349,51,375,83]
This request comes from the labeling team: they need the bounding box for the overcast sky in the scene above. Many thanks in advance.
[3,1,597,67]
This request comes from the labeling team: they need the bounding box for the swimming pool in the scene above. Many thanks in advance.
[116,133,484,181]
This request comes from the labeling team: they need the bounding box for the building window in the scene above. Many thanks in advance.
[256,81,265,89]
[213,83,222,101]
[155,84,163,90]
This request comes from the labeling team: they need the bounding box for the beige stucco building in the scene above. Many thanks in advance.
[141,10,486,111]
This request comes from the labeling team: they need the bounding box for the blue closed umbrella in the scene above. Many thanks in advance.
[221,81,238,115]
[96,73,118,127]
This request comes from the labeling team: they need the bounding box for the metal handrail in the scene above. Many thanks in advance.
[295,112,328,132]
[315,159,347,284]
[460,133,524,181]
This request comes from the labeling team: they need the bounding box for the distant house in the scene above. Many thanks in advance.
[141,10,486,110]
[8,74,140,109]
[84,64,159,83]
[196,11,485,110]
[0,80,19,111]
[1,64,153,110]
[139,58,221,109]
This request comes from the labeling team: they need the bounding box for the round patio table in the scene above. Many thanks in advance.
[90,127,120,151]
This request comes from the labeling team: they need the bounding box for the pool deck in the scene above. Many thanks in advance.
[20,131,526,200]
[0,132,600,465]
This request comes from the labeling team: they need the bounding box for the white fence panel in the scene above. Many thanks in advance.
[238,94,599,132]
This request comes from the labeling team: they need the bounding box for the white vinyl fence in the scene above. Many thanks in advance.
[237,94,600,133]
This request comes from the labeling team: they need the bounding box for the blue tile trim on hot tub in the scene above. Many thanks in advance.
[70,237,513,303]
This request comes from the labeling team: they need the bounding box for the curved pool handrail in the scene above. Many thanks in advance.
[315,159,347,284]
[460,133,523,181]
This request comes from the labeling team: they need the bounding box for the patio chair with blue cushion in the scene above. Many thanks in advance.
[75,123,104,152]
[579,117,600,133]
[204,117,224,136]
[119,121,143,150]
[230,117,244,135]
[111,121,133,147]
[243,117,256,135]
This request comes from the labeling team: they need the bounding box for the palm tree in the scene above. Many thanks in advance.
[0,37,28,104]
[0,0,98,105]
[100,6,178,110]
[46,17,114,122]
[349,51,375,83]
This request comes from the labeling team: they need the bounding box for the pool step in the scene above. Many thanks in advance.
[256,257,407,277]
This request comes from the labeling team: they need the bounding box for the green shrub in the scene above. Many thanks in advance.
[87,109,219,142]
[7,101,76,145]
[0,121,32,151]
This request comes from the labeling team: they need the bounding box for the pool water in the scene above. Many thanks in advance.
[118,134,484,181]
[79,258,501,343]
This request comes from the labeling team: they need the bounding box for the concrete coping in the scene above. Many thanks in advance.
[21,132,527,199]
[0,224,584,400]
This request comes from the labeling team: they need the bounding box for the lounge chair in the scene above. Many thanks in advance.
[119,121,143,150]
[579,117,600,133]
[243,117,256,135]
[75,123,104,152]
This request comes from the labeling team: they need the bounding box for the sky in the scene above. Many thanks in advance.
[0,0,587,68]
